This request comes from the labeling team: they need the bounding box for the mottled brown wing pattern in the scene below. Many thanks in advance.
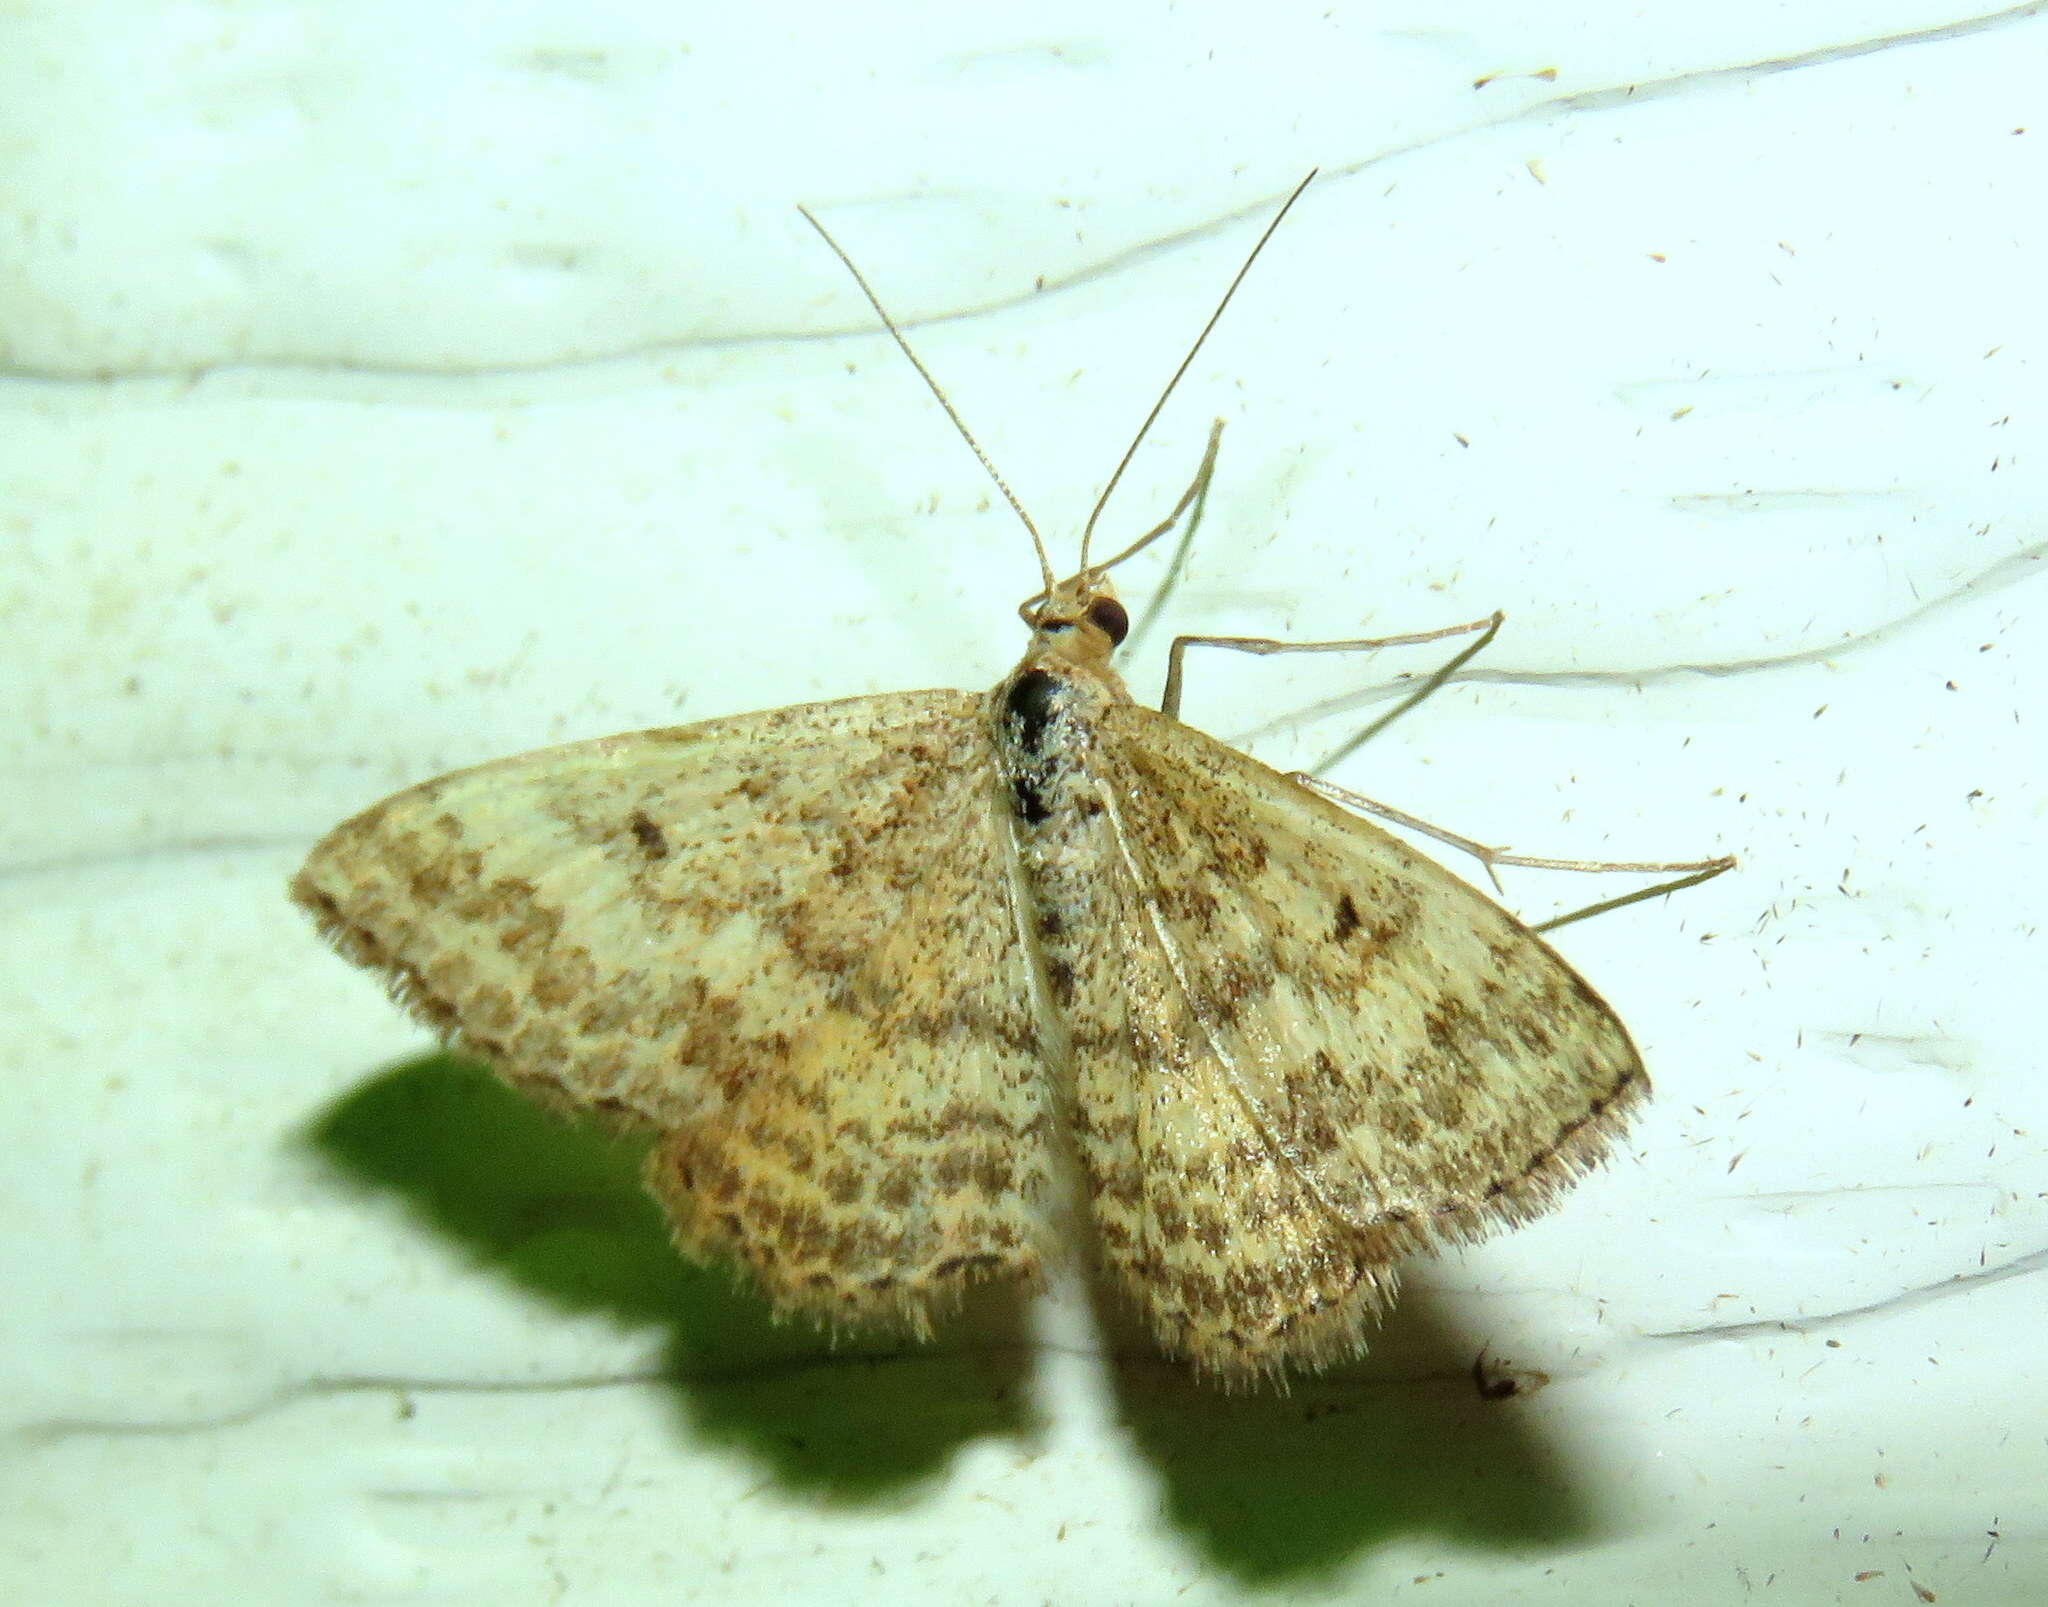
[1066,703,1645,1377]
[293,691,1056,1330]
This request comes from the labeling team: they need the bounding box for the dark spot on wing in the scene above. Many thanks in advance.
[628,810,669,858]
[1331,892,1361,942]
[932,1253,1005,1280]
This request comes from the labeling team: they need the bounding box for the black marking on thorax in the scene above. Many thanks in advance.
[1002,667,1069,827]
[1006,669,1061,755]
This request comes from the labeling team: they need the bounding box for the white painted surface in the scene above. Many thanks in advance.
[4,3,2042,1602]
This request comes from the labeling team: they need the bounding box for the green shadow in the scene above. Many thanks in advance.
[1105,1290,1606,1585]
[305,1054,1612,1571]
[302,1052,1034,1498]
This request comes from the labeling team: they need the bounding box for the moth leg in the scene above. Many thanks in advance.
[1161,609,1501,727]
[1293,771,1734,931]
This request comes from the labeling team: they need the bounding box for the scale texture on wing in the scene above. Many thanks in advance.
[1069,703,1646,1377]
[293,690,1054,1329]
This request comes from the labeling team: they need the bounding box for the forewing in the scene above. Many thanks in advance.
[294,691,1053,1330]
[1070,703,1644,1377]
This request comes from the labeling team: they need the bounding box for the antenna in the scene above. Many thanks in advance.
[797,205,1056,600]
[1076,170,1318,577]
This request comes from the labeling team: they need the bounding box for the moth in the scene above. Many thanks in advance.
[294,176,1724,1379]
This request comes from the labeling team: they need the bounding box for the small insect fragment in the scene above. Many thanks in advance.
[1471,1348,1550,1400]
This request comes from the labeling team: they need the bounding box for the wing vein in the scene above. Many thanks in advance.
[1096,776,1362,1236]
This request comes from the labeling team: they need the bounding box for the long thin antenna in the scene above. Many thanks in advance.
[1076,169,1318,577]
[797,205,1056,600]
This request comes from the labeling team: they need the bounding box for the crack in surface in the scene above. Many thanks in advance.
[11,1344,979,1444]
[1232,540,2043,751]
[1556,0,2047,113]
[23,1255,2042,1441]
[3,4,2041,388]
[1729,1182,2006,1206]
[16,540,2037,882]
[1643,1242,2048,1342]
[15,1369,667,1443]
[0,833,310,885]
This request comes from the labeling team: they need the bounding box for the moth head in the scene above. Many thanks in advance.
[1019,574,1130,657]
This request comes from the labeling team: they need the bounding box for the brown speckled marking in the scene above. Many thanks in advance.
[294,692,1060,1334]
[998,656,1649,1381]
[1331,893,1361,942]
[628,810,669,858]
[293,564,1657,1384]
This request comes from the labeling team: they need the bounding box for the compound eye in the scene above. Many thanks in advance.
[1086,596,1130,646]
